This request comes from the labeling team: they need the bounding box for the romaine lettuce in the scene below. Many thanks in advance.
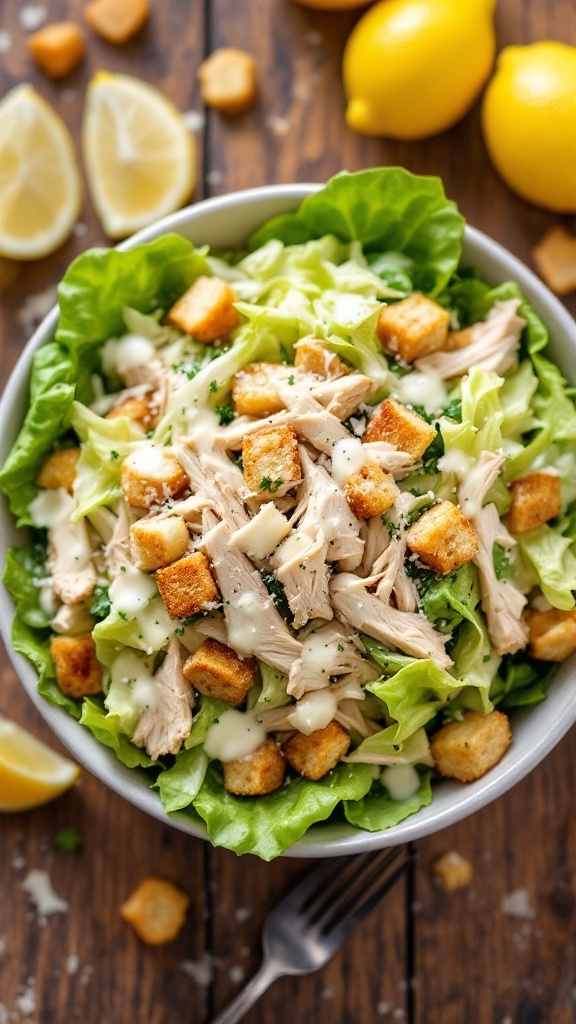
[344,771,432,832]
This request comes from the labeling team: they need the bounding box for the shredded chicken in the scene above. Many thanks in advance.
[287,622,373,698]
[49,515,96,606]
[123,357,171,417]
[334,701,382,739]
[103,502,134,580]
[51,602,93,636]
[131,639,194,759]
[366,493,419,612]
[415,300,526,379]
[175,439,250,531]
[310,373,374,418]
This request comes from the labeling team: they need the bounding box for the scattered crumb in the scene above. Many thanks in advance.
[431,851,473,892]
[0,936,6,957]
[19,5,47,31]
[180,955,217,988]
[392,1010,405,1021]
[80,964,93,986]
[322,987,335,1000]
[229,965,245,985]
[16,286,57,338]
[501,889,536,920]
[0,1004,9,1024]
[240,945,250,958]
[12,855,26,870]
[121,878,189,945]
[500,1017,513,1024]
[234,906,251,923]
[183,110,205,133]
[533,225,576,296]
[74,222,88,238]
[0,32,12,53]
[61,88,78,104]
[265,115,290,137]
[206,170,224,188]
[198,48,258,115]
[22,869,69,918]
[65,954,79,976]
[410,901,422,913]
[16,980,36,1017]
[377,1002,391,1016]
[305,30,323,47]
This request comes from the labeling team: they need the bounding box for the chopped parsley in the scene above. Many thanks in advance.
[110,450,119,460]
[117,610,128,621]
[262,573,290,617]
[55,827,83,852]
[209,379,218,394]
[259,477,283,493]
[288,374,295,385]
[493,543,512,580]
[89,584,111,622]
[172,359,204,380]
[215,404,235,425]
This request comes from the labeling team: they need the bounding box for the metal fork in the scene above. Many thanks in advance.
[209,846,412,1024]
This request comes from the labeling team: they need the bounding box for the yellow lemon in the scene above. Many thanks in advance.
[343,0,496,139]
[0,84,81,260]
[83,72,196,240]
[0,715,80,812]
[482,42,576,213]
[293,0,371,9]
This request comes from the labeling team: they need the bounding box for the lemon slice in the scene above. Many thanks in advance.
[83,71,197,239]
[0,84,82,260]
[0,714,80,812]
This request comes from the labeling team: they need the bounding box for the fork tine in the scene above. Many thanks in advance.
[303,848,402,924]
[320,851,413,944]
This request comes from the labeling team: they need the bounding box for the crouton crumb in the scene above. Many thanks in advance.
[431,851,473,892]
[198,48,257,115]
[533,226,576,297]
[27,22,85,79]
[120,877,189,945]
[84,0,149,45]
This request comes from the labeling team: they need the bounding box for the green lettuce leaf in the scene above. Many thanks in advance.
[367,661,465,744]
[156,746,209,812]
[490,657,556,710]
[255,663,291,710]
[185,695,231,750]
[80,699,156,768]
[70,402,143,520]
[516,526,576,610]
[344,771,432,832]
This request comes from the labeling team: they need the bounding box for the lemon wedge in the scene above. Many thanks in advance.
[83,71,196,239]
[0,715,80,812]
[0,84,82,260]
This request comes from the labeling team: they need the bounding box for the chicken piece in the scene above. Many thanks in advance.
[50,634,102,698]
[183,638,257,704]
[368,491,420,612]
[431,710,512,783]
[406,501,479,574]
[85,0,149,44]
[37,448,80,494]
[377,294,451,364]
[48,499,97,606]
[525,608,576,662]
[223,739,286,795]
[345,461,399,520]
[121,359,171,419]
[363,398,436,461]
[533,226,576,297]
[309,373,375,420]
[457,450,506,521]
[201,510,302,673]
[27,22,85,78]
[287,623,373,699]
[121,446,188,509]
[198,48,257,115]
[415,300,525,379]
[103,503,134,580]
[505,472,561,535]
[283,721,350,780]
[294,446,364,568]
[331,573,453,668]
[431,851,473,892]
[242,425,302,500]
[132,639,194,759]
[155,552,218,620]
[106,394,158,431]
[275,530,332,629]
[167,276,240,343]
[130,516,190,572]
[294,338,349,379]
[120,878,189,946]
[444,326,476,352]
[51,603,93,636]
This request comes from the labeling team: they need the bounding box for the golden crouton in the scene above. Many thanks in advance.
[37,448,80,494]
[294,339,348,379]
[431,851,473,892]
[27,22,85,79]
[533,226,576,297]
[444,326,475,351]
[167,276,240,344]
[223,739,286,796]
[50,634,102,699]
[525,608,576,662]
[183,638,256,704]
[431,710,512,783]
[505,472,561,535]
[376,294,451,364]
[120,877,189,945]
[198,48,258,116]
[363,398,436,460]
[130,516,190,572]
[84,0,149,44]
[106,395,158,431]
[345,461,399,520]
[242,425,301,499]
[283,721,350,781]
[155,552,218,619]
[231,362,285,418]
[406,500,478,574]
[121,446,187,509]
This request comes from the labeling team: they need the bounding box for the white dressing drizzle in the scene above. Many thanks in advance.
[331,438,366,484]
[204,709,266,762]
[110,651,158,711]
[29,488,73,529]
[394,371,448,416]
[109,564,157,620]
[101,335,156,377]
[289,689,338,736]
[380,764,420,801]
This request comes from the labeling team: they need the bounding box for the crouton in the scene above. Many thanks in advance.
[431,851,473,892]
[363,398,436,460]
[155,552,218,619]
[525,608,576,662]
[121,446,187,509]
[231,362,285,418]
[120,877,189,945]
[283,721,350,781]
[50,634,102,698]
[183,638,256,704]
[37,448,80,494]
[376,294,451,364]
[198,48,258,116]
[106,395,158,431]
[27,22,85,79]
[505,472,561,535]
[345,461,399,519]
[406,500,478,574]
[533,226,576,297]
[242,425,301,500]
[167,276,240,343]
[223,738,286,795]
[294,338,348,379]
[84,0,149,44]
[130,516,190,572]
[444,326,475,351]
[430,710,512,783]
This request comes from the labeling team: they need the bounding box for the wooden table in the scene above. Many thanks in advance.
[1,1,576,1021]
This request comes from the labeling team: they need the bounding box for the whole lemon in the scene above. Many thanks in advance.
[482,42,576,212]
[343,0,496,139]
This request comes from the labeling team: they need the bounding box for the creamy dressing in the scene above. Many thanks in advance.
[109,564,157,619]
[227,590,272,657]
[331,437,367,484]
[101,335,156,377]
[136,597,174,653]
[204,709,266,762]
[188,407,221,454]
[394,371,448,415]
[380,764,420,801]
[231,503,291,559]
[437,448,474,477]
[110,650,158,711]
[29,488,73,529]
[271,531,309,567]
[124,444,173,477]
[301,633,342,675]
[289,689,338,736]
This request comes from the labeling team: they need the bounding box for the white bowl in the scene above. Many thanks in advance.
[2,184,576,858]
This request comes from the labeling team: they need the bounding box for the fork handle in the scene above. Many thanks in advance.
[208,958,283,1024]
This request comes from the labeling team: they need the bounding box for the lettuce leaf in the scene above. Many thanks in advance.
[184,695,231,750]
[156,747,209,812]
[516,526,576,610]
[344,771,432,832]
[80,698,156,768]
[70,402,143,520]
[367,661,465,743]
[490,657,556,710]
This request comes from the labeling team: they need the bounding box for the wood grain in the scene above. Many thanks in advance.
[1,0,576,1021]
